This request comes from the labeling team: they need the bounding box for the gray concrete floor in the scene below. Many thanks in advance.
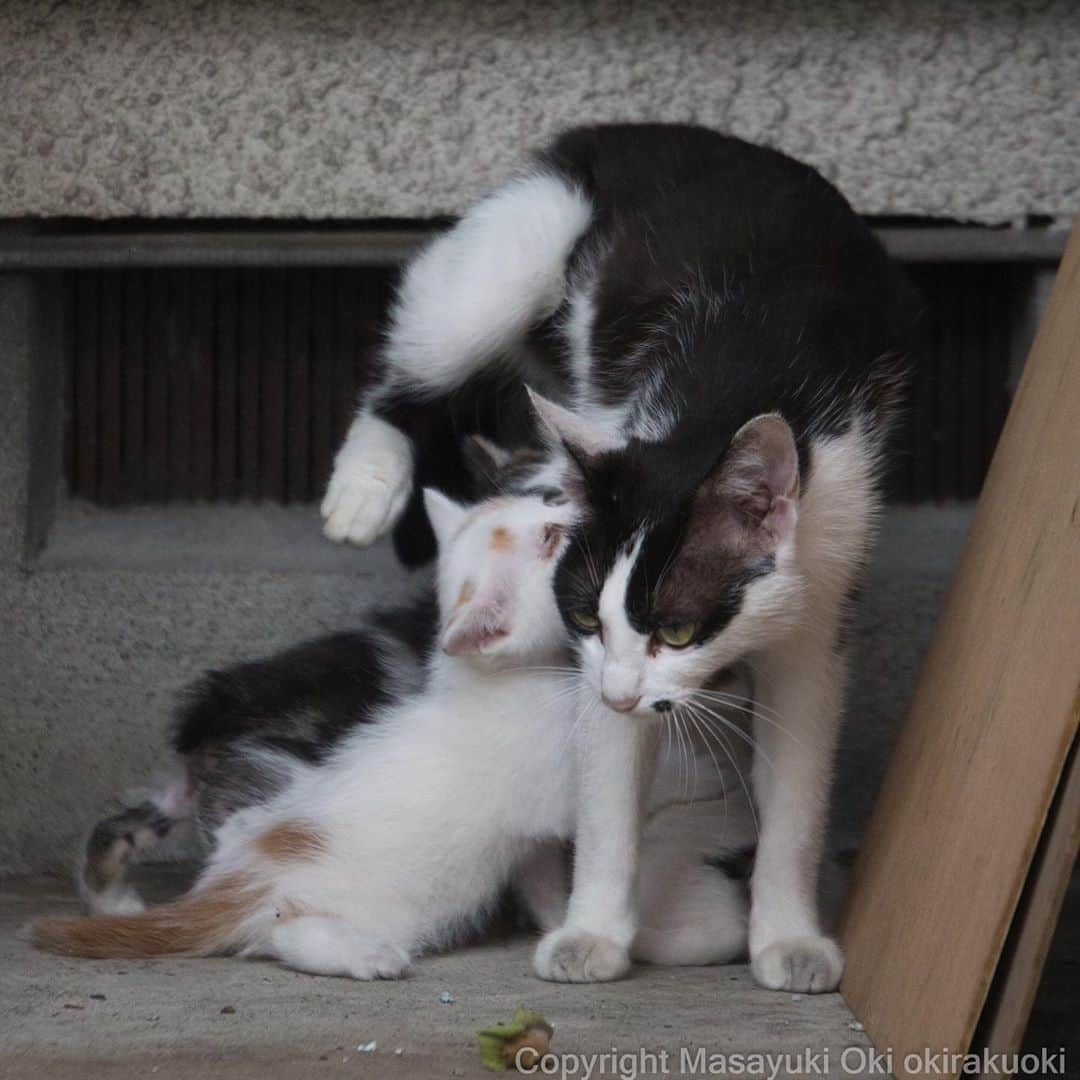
[1,869,877,1080]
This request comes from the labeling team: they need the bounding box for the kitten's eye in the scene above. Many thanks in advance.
[657,623,697,648]
[570,610,601,633]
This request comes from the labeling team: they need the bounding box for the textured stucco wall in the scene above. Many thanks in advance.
[1,0,1078,225]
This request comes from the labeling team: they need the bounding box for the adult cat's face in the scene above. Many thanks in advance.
[535,395,806,716]
[424,489,576,668]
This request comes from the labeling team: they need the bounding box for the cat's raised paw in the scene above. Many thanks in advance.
[321,416,413,546]
[533,927,631,983]
[751,936,844,993]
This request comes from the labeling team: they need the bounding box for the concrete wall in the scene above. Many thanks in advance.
[1,0,1078,225]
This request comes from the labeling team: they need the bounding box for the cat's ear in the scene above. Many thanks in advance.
[462,434,511,493]
[422,488,469,549]
[526,388,622,462]
[441,596,511,656]
[706,413,800,548]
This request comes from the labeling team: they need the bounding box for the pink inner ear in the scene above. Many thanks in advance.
[762,494,798,545]
[441,600,512,656]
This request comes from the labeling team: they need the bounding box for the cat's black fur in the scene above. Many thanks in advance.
[533,125,919,642]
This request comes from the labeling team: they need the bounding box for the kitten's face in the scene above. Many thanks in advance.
[538,397,805,716]
[424,490,576,668]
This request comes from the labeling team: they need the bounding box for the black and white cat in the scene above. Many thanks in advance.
[319,125,917,992]
[34,487,755,975]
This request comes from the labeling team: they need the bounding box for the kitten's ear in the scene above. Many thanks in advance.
[526,388,622,462]
[708,413,800,547]
[462,435,511,494]
[422,488,469,549]
[441,597,510,656]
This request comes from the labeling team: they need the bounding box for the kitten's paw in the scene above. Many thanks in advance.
[88,886,147,916]
[533,927,631,983]
[321,417,413,546]
[751,935,844,993]
[347,941,411,981]
[270,918,411,981]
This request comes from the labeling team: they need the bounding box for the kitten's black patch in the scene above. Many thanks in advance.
[370,593,439,664]
[172,630,399,763]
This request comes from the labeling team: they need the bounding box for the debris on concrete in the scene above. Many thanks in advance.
[439,990,455,1004]
[849,1020,866,1032]
[220,1005,236,1015]
[477,1005,554,1071]
[356,1040,377,1053]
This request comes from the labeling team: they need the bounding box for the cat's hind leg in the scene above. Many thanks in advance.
[322,171,591,547]
[269,915,411,980]
[79,775,195,915]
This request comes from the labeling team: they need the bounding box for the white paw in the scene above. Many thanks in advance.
[346,941,411,981]
[533,927,631,983]
[321,415,413,546]
[89,886,147,916]
[751,935,844,993]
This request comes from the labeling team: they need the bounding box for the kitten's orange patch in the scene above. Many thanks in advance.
[457,579,476,606]
[255,821,328,863]
[490,527,515,551]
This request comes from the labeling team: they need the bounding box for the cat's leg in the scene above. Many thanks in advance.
[747,638,845,993]
[533,708,657,983]
[79,774,196,915]
[513,840,569,933]
[322,171,591,546]
[269,915,411,980]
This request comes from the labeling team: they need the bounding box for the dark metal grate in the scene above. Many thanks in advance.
[65,267,391,505]
[64,263,1018,506]
[890,264,1016,502]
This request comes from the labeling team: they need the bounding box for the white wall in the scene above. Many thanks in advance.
[1,0,1077,225]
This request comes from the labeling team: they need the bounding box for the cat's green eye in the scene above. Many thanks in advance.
[570,610,601,633]
[657,623,697,648]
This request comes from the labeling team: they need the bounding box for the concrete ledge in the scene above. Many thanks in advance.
[0,869,876,1079]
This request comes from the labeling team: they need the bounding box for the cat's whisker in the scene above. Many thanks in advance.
[694,690,804,749]
[681,706,729,828]
[685,702,760,839]
[669,707,692,801]
[693,688,796,739]
[688,698,775,774]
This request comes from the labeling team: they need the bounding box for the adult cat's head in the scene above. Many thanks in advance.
[530,392,807,716]
[423,488,576,668]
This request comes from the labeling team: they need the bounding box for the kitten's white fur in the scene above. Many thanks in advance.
[60,493,751,978]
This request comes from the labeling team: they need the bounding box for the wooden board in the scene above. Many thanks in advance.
[977,730,1080,1079]
[840,216,1080,1080]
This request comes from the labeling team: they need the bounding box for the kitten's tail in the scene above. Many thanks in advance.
[30,872,265,959]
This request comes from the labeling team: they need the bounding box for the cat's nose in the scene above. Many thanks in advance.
[602,693,642,714]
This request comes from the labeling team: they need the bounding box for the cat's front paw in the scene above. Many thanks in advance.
[321,416,413,546]
[751,935,844,993]
[533,927,631,983]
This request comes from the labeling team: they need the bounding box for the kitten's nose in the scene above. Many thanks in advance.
[602,693,642,714]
